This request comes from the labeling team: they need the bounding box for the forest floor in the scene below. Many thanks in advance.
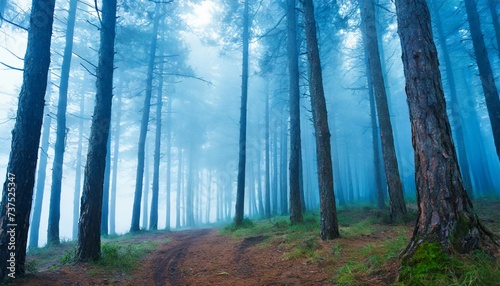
[9,198,500,286]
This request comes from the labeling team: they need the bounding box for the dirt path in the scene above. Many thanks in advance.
[14,228,330,285]
[135,229,328,286]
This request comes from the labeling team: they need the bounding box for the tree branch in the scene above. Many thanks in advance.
[0,14,28,31]
[0,61,23,71]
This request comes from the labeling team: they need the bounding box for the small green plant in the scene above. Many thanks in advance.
[95,241,157,274]
[59,247,76,265]
[24,260,39,275]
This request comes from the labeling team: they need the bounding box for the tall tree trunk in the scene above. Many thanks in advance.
[47,0,78,245]
[186,143,196,227]
[280,118,288,215]
[29,82,52,249]
[150,46,165,230]
[109,88,121,235]
[176,149,182,228]
[264,82,271,218]
[464,0,500,160]
[287,0,303,224]
[461,68,496,194]
[29,80,52,249]
[234,0,250,226]
[272,120,279,215]
[360,7,385,209]
[100,134,111,235]
[142,144,150,229]
[394,0,495,263]
[301,0,340,240]
[256,148,265,217]
[72,92,85,239]
[430,0,473,196]
[488,0,500,61]
[360,0,406,219]
[165,98,172,229]
[76,0,116,261]
[131,3,161,232]
[0,0,55,279]
[330,117,346,207]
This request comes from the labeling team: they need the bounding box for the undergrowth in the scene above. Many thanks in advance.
[398,243,499,286]
[221,202,499,286]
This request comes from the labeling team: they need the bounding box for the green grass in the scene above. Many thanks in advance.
[221,201,500,285]
[399,244,500,286]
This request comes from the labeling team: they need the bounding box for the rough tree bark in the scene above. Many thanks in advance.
[131,3,162,232]
[47,0,78,245]
[29,82,52,249]
[100,134,111,235]
[360,0,406,219]
[464,0,500,160]
[301,0,339,240]
[0,0,55,279]
[234,0,250,226]
[76,0,116,261]
[394,0,496,262]
[287,0,303,224]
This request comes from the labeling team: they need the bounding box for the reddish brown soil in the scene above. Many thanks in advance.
[13,230,323,285]
[11,227,404,286]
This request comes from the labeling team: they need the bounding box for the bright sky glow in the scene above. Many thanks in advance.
[184,0,217,29]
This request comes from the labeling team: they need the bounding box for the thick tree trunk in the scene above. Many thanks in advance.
[301,0,339,240]
[131,3,161,232]
[76,0,116,261]
[0,0,55,279]
[464,0,500,160]
[109,88,121,235]
[29,84,52,249]
[72,92,85,239]
[430,0,473,196]
[47,0,78,245]
[150,48,165,230]
[360,0,406,219]
[287,0,303,224]
[234,0,250,226]
[394,0,495,261]
[100,135,111,235]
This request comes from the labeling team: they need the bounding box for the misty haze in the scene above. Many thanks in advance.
[0,0,499,285]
